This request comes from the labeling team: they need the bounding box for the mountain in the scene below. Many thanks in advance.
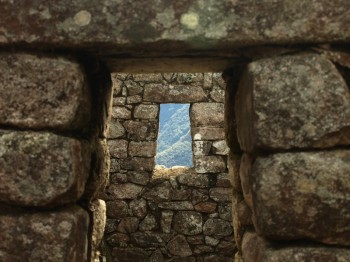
[156,104,193,167]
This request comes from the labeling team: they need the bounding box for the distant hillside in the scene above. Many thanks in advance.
[156,104,193,167]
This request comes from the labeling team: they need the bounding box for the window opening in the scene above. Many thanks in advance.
[156,103,193,168]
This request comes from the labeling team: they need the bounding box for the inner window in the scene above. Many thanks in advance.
[156,103,193,168]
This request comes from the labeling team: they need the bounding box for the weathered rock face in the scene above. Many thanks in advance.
[0,205,89,262]
[0,131,90,207]
[235,53,350,152]
[242,232,350,262]
[103,73,234,261]
[0,53,91,131]
[191,103,224,127]
[250,150,350,245]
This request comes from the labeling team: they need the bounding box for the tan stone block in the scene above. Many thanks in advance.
[194,156,227,173]
[190,103,224,127]
[0,130,90,207]
[0,205,89,262]
[129,141,156,157]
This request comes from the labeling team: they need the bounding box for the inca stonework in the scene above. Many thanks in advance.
[100,73,235,261]
[1,1,350,262]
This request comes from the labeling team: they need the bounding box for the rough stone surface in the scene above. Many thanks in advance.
[251,150,350,245]
[144,83,208,102]
[112,247,148,262]
[191,103,224,127]
[167,235,193,257]
[242,232,350,262]
[2,1,350,72]
[107,183,143,200]
[108,119,125,138]
[195,156,226,173]
[89,199,106,262]
[108,139,128,159]
[174,211,203,235]
[235,53,350,152]
[0,205,89,262]
[134,104,159,119]
[124,120,158,141]
[192,127,225,141]
[129,141,156,157]
[0,53,91,131]
[0,131,90,207]
[203,218,233,237]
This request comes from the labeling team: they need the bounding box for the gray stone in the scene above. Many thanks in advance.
[177,174,209,188]
[190,103,224,127]
[158,201,194,210]
[0,131,90,207]
[112,106,131,119]
[242,232,350,262]
[205,236,220,246]
[209,187,232,202]
[174,211,203,235]
[143,181,172,202]
[108,139,128,158]
[139,214,158,231]
[218,202,232,221]
[195,156,226,173]
[109,159,121,173]
[108,119,125,138]
[134,104,159,119]
[161,211,173,233]
[126,171,151,185]
[203,218,233,237]
[192,189,209,204]
[125,80,143,96]
[210,86,225,102]
[129,198,148,219]
[144,83,208,102]
[0,54,91,131]
[113,97,126,106]
[121,157,155,171]
[123,120,158,141]
[251,150,350,245]
[192,127,225,141]
[129,141,156,157]
[236,53,350,152]
[212,140,229,155]
[127,95,142,104]
[117,217,139,234]
[193,141,212,156]
[109,173,127,183]
[108,183,143,200]
[0,205,89,262]
[106,200,128,218]
[167,235,192,257]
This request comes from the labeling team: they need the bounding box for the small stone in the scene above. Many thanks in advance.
[216,240,236,256]
[139,214,158,231]
[117,217,139,234]
[190,103,224,127]
[124,120,158,141]
[149,249,164,262]
[194,202,217,213]
[109,173,127,183]
[203,218,233,237]
[121,157,155,171]
[158,201,194,210]
[107,233,129,247]
[205,236,220,246]
[108,183,143,199]
[210,86,225,102]
[193,141,212,156]
[126,171,151,185]
[134,104,159,119]
[127,95,142,104]
[192,189,209,204]
[193,245,213,254]
[178,174,209,188]
[174,211,203,235]
[209,188,232,202]
[112,97,126,106]
[195,156,227,173]
[112,106,131,119]
[143,181,172,202]
[218,202,232,221]
[187,235,204,245]
[129,198,148,219]
[161,211,173,233]
[108,119,125,138]
[129,141,156,157]
[212,140,229,155]
[167,235,192,257]
[192,127,225,140]
[106,200,128,218]
[108,139,128,158]
[109,159,121,173]
[216,173,232,187]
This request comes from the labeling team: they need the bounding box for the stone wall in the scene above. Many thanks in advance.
[226,50,350,261]
[0,53,112,261]
[100,73,235,261]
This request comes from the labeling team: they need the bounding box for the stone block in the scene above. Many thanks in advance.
[134,104,159,119]
[129,141,156,157]
[194,202,217,213]
[0,130,90,207]
[235,53,350,152]
[195,156,226,173]
[174,211,203,235]
[212,140,229,155]
[0,205,89,262]
[143,181,172,202]
[108,139,128,159]
[161,210,173,233]
[158,201,194,210]
[126,171,151,185]
[144,83,208,102]
[106,200,128,218]
[107,119,125,138]
[251,150,350,245]
[209,188,232,202]
[121,157,155,171]
[130,199,148,219]
[127,95,142,104]
[0,53,91,131]
[89,199,106,262]
[139,214,158,231]
[107,183,143,200]
[177,173,209,188]
[124,120,158,141]
[193,141,212,156]
[242,232,350,262]
[112,106,131,119]
[203,218,233,237]
[192,127,225,140]
[190,103,224,127]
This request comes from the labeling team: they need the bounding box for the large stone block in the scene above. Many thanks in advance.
[195,156,226,173]
[250,150,350,245]
[190,103,224,127]
[242,232,350,262]
[192,127,225,141]
[129,141,156,157]
[144,83,208,102]
[235,53,350,152]
[0,205,89,262]
[0,53,91,131]
[0,130,90,207]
